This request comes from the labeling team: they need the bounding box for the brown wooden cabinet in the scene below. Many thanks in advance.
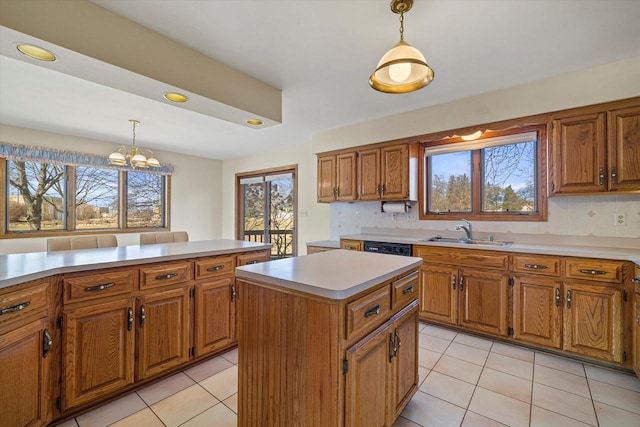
[459,268,509,336]
[549,97,640,195]
[317,152,358,202]
[418,264,458,325]
[513,275,563,349]
[358,144,412,201]
[633,265,640,378]
[0,278,56,427]
[340,239,363,251]
[194,277,236,357]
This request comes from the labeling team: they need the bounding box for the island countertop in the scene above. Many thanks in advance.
[0,239,271,289]
[235,249,422,300]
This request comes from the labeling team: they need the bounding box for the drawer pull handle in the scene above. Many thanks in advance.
[246,260,260,265]
[555,288,560,307]
[127,307,134,331]
[156,273,178,280]
[524,264,548,270]
[365,304,381,318]
[633,277,640,284]
[140,305,146,328]
[402,285,414,294]
[0,300,31,315]
[578,269,607,276]
[207,265,225,272]
[43,329,53,358]
[84,282,116,292]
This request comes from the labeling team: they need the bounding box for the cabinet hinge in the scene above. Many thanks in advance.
[623,291,628,302]
[57,315,63,329]
[508,277,514,287]
[190,288,195,298]
[550,122,554,131]
[508,327,514,336]
[343,359,348,374]
[623,351,627,362]
[56,397,61,410]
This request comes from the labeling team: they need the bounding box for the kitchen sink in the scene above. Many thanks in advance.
[419,236,513,247]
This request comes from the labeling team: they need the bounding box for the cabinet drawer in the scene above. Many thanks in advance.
[512,255,561,276]
[391,270,418,311]
[346,285,391,339]
[565,259,624,283]
[64,269,135,304]
[140,261,192,290]
[237,250,270,266]
[340,239,362,251]
[195,256,235,280]
[414,246,508,270]
[0,280,49,327]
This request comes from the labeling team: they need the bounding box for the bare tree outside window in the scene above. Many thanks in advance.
[127,171,164,228]
[75,166,119,229]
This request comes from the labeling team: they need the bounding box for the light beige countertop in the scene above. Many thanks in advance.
[339,232,640,265]
[236,249,422,300]
[0,239,271,289]
[305,240,340,249]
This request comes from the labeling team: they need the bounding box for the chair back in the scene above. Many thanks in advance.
[140,231,189,245]
[47,235,118,252]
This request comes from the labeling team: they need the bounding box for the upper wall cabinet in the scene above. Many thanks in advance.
[549,98,640,195]
[317,142,418,203]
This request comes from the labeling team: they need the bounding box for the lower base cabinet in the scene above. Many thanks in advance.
[194,278,236,356]
[513,276,563,349]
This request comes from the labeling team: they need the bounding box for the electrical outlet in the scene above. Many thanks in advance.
[614,213,626,226]
[407,213,417,222]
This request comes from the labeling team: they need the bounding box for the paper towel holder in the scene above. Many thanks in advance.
[381,201,411,213]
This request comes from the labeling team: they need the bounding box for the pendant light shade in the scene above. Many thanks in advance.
[108,120,161,169]
[369,0,434,93]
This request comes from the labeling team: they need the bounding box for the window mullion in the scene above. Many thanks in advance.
[471,150,482,214]
[119,171,127,229]
[66,166,76,231]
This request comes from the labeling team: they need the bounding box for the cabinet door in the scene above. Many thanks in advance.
[550,112,606,194]
[336,152,358,201]
[63,299,135,410]
[563,282,624,363]
[459,269,509,336]
[391,302,419,421]
[136,287,190,380]
[381,144,409,200]
[194,278,236,357]
[634,293,640,378]
[317,155,336,202]
[513,276,562,349]
[419,265,458,325]
[0,318,49,427]
[345,321,393,427]
[358,148,381,200]
[608,104,640,191]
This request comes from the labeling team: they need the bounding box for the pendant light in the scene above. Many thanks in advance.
[369,0,434,93]
[108,120,161,168]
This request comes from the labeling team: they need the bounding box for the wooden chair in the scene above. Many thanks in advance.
[47,235,118,252]
[139,231,189,245]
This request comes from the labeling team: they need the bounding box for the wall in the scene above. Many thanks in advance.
[0,124,223,254]
[220,141,330,256]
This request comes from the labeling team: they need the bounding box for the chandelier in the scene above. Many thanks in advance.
[108,120,160,168]
[369,0,434,93]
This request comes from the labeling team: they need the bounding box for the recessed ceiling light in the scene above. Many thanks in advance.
[17,44,56,61]
[246,119,264,126]
[163,92,188,103]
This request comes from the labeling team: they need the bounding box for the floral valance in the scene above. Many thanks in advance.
[0,143,173,175]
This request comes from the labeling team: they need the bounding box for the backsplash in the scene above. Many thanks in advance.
[329,194,640,245]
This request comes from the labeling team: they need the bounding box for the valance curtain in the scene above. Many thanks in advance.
[0,143,173,175]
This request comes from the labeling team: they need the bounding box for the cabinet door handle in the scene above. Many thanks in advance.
[578,269,607,276]
[566,290,572,309]
[364,304,381,318]
[610,166,617,184]
[206,265,225,272]
[0,300,31,315]
[84,282,116,292]
[231,285,236,302]
[633,277,640,284]
[42,328,52,358]
[637,315,640,326]
[524,264,548,270]
[127,307,134,331]
[156,273,178,280]
[389,333,395,362]
[459,275,464,292]
[376,185,381,196]
[599,168,605,185]
[555,288,560,307]
[402,285,414,294]
[395,330,401,350]
[381,184,385,196]
[451,274,456,290]
[246,260,261,265]
[140,305,146,328]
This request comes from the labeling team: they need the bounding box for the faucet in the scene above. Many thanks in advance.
[455,218,472,241]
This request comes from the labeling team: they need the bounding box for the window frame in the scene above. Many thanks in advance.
[0,157,171,238]
[419,123,547,222]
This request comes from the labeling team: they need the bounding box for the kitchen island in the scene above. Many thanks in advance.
[235,249,422,427]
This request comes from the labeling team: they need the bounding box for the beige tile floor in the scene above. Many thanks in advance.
[54,323,640,427]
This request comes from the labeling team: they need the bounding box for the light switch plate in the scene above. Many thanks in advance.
[614,213,626,226]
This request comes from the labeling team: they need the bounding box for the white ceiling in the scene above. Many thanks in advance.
[1,0,639,160]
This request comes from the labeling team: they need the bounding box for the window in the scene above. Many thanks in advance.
[236,167,297,259]
[421,126,546,221]
[2,158,169,235]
